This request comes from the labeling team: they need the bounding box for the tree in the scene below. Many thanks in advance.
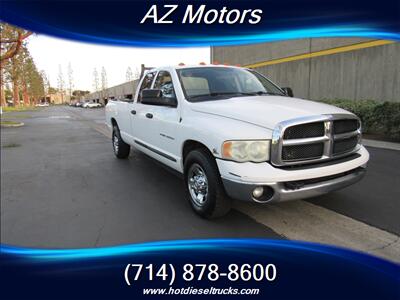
[2,80,13,106]
[67,62,74,100]
[1,23,32,106]
[57,64,65,103]
[4,88,12,101]
[19,48,45,105]
[133,67,141,80]
[2,49,23,106]
[19,47,35,106]
[41,71,50,97]
[126,67,133,82]
[48,87,57,94]
[101,67,108,91]
[28,66,44,104]
[100,67,108,100]
[72,90,90,100]
[0,23,32,63]
[0,58,5,106]
[2,39,45,107]
[92,68,99,92]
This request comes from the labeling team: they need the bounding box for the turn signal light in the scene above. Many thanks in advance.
[222,141,233,158]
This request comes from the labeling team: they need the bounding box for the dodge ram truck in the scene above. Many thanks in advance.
[105,65,369,218]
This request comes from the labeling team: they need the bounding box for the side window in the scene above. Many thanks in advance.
[153,71,176,100]
[137,72,155,102]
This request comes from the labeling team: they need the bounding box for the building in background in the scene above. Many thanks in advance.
[84,80,138,105]
[46,91,70,104]
[211,38,399,102]
[85,64,151,104]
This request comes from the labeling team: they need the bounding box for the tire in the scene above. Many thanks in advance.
[112,125,130,159]
[184,149,231,219]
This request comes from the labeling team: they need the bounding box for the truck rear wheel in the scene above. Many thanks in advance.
[184,149,231,219]
[112,125,130,159]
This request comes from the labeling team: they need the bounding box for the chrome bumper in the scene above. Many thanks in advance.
[222,166,366,203]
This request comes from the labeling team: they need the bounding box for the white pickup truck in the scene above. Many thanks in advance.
[105,65,369,218]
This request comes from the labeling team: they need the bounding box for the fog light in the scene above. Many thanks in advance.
[252,187,264,198]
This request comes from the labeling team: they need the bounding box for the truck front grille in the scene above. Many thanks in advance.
[271,115,361,166]
[283,122,324,139]
[282,143,324,161]
[333,136,359,154]
[333,119,359,134]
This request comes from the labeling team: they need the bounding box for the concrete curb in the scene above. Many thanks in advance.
[1,122,24,128]
[235,200,400,262]
[363,139,400,151]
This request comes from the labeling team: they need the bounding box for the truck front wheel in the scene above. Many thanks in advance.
[112,125,130,159]
[184,149,231,219]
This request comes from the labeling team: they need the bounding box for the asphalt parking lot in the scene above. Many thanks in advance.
[1,106,399,261]
[1,106,281,248]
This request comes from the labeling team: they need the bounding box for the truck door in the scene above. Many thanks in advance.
[129,71,156,141]
[133,70,181,169]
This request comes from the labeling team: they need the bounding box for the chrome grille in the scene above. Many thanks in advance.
[333,135,359,155]
[333,119,359,134]
[283,122,324,139]
[271,114,362,166]
[282,143,324,161]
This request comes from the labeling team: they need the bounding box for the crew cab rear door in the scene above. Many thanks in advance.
[129,71,156,141]
[132,70,181,169]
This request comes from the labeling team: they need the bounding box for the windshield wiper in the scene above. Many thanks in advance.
[249,91,283,96]
[188,91,283,100]
[189,92,254,99]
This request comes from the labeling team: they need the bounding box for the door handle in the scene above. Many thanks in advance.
[145,113,153,119]
[130,110,136,115]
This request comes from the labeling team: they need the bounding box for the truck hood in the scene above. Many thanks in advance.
[190,96,352,130]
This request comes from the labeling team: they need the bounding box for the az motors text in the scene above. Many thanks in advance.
[140,5,263,24]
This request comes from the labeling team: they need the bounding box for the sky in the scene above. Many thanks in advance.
[27,35,210,92]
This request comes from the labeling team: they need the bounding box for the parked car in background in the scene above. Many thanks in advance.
[36,102,49,107]
[86,102,103,108]
[106,65,369,219]
[82,102,90,108]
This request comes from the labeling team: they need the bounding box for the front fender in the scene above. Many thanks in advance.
[180,112,273,160]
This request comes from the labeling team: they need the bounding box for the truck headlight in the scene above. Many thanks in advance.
[222,140,270,162]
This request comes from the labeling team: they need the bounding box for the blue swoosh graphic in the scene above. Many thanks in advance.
[44,26,400,47]
[0,239,398,272]
[1,0,400,46]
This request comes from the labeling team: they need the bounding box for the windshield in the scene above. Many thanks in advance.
[177,67,285,102]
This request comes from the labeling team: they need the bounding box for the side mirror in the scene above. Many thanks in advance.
[282,87,294,97]
[141,89,177,107]
[141,89,162,100]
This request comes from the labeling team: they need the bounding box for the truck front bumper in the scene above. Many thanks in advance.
[217,146,369,203]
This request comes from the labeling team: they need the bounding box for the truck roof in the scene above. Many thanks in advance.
[147,64,244,73]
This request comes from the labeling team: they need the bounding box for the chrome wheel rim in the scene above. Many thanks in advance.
[188,163,208,206]
[113,132,119,153]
